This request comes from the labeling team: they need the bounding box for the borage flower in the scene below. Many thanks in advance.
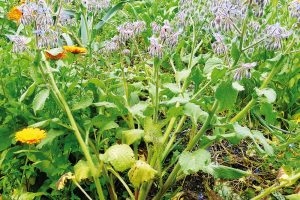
[7,7,22,22]
[34,29,59,48]
[264,23,292,50]
[63,46,87,54]
[234,62,257,81]
[7,35,31,53]
[148,36,163,58]
[210,0,245,32]
[289,0,300,21]
[151,22,161,34]
[211,33,228,55]
[16,128,46,144]
[19,2,37,25]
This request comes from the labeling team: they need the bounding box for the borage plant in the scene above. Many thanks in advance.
[0,0,300,199]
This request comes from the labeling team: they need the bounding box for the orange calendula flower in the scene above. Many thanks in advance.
[7,7,22,22]
[45,51,66,60]
[16,128,46,144]
[63,46,87,54]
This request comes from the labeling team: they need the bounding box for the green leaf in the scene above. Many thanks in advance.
[93,101,118,108]
[231,40,240,62]
[74,160,93,182]
[102,121,119,131]
[128,160,157,188]
[260,102,276,124]
[72,95,93,111]
[122,129,144,145]
[175,69,191,83]
[61,33,74,46]
[19,82,36,102]
[32,89,50,114]
[0,149,8,169]
[232,82,244,91]
[215,81,238,110]
[204,57,223,76]
[286,194,300,200]
[267,53,282,63]
[233,123,252,139]
[14,192,48,200]
[255,88,277,103]
[80,14,88,46]
[144,117,162,144]
[208,164,250,179]
[211,67,226,82]
[252,131,274,156]
[95,1,128,30]
[0,127,11,151]
[29,118,60,128]
[102,144,135,172]
[221,133,242,145]
[179,149,211,175]
[163,83,181,94]
[183,103,208,124]
[162,95,190,105]
[129,102,148,118]
[74,156,101,182]
[36,129,65,149]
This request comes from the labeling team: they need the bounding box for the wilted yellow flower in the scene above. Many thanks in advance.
[7,7,22,22]
[56,172,75,190]
[15,128,46,144]
[63,46,87,54]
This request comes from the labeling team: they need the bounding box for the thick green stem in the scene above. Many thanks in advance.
[40,55,105,200]
[153,59,160,123]
[120,59,135,129]
[162,116,187,160]
[153,101,219,200]
[108,168,135,200]
[186,101,219,150]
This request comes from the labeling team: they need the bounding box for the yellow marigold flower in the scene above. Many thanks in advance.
[7,7,22,22]
[45,51,66,60]
[63,46,87,54]
[15,128,46,144]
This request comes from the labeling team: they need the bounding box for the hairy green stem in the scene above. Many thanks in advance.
[40,54,105,200]
[120,57,135,129]
[153,101,219,200]
[108,168,135,200]
[153,59,160,123]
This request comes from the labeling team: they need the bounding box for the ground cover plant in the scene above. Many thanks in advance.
[0,0,300,199]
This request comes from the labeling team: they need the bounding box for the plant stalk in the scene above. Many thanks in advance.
[153,101,219,200]
[40,54,105,200]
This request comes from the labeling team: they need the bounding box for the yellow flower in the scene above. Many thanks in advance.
[63,46,87,54]
[7,7,22,22]
[15,128,46,144]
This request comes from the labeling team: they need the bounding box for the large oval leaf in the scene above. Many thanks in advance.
[102,144,135,172]
[32,89,50,114]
